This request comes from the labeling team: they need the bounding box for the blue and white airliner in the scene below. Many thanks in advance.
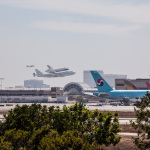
[90,71,149,101]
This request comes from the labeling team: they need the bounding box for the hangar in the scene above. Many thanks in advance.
[63,82,91,95]
[115,79,150,90]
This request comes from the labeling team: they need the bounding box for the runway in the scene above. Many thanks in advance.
[0,102,137,125]
[0,103,136,114]
[0,113,136,124]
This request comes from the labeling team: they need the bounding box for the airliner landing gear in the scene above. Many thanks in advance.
[123,98,131,106]
[104,99,110,105]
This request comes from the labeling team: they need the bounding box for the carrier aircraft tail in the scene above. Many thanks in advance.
[35,69,43,76]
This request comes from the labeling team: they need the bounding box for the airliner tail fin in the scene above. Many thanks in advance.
[90,71,113,92]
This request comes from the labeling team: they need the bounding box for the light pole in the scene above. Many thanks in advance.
[0,78,4,102]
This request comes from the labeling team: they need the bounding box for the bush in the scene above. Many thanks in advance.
[131,92,150,149]
[0,103,121,149]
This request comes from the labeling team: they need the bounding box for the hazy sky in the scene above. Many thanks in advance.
[0,0,150,88]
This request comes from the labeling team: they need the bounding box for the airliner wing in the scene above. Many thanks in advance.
[82,92,96,96]
[82,91,110,97]
[98,92,111,97]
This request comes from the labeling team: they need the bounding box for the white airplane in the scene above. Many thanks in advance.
[26,65,34,67]
[45,65,69,73]
[33,69,75,78]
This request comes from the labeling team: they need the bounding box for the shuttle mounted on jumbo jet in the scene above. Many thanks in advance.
[90,71,150,101]
[33,69,75,78]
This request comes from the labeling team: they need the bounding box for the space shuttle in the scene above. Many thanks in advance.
[45,65,69,73]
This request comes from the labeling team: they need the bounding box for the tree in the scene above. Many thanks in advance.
[27,125,51,150]
[1,104,49,133]
[38,130,103,150]
[0,136,13,150]
[3,129,30,150]
[131,92,150,149]
[0,103,121,149]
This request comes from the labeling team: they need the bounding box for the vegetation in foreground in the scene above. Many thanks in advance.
[0,103,121,150]
[131,92,150,149]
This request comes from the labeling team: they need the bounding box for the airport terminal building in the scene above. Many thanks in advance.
[24,79,50,89]
[115,78,150,90]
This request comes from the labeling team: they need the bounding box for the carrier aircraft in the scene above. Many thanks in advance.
[33,69,75,78]
[90,71,150,101]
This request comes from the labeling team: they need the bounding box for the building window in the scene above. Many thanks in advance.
[116,84,124,86]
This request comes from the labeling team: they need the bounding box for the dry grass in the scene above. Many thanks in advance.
[101,111,136,118]
[120,125,137,133]
[105,136,139,150]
